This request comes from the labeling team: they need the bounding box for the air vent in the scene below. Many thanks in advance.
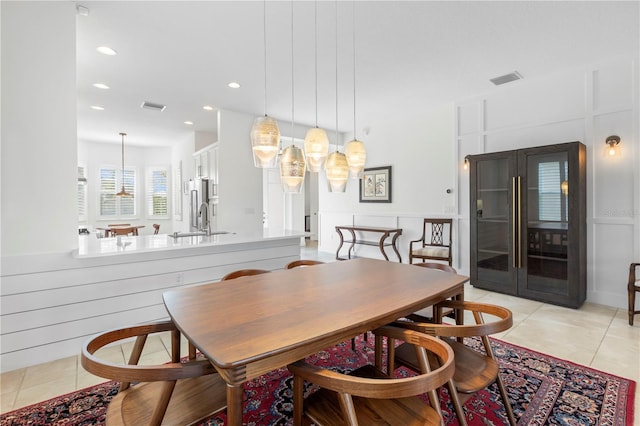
[490,71,523,86]
[141,101,167,112]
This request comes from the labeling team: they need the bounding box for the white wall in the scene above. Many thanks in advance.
[1,1,77,256]
[216,109,265,232]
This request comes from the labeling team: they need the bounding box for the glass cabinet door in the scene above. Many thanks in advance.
[518,148,571,299]
[470,153,517,294]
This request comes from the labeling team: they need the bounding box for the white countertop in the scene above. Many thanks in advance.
[74,228,304,259]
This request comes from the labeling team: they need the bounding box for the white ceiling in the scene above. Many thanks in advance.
[76,1,639,148]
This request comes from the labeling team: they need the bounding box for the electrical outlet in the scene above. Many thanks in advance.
[176,273,183,284]
[444,206,456,214]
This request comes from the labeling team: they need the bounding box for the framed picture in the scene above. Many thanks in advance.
[359,166,392,203]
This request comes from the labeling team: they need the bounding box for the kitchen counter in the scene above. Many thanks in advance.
[73,228,304,259]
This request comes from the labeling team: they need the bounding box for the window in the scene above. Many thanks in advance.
[99,166,136,218]
[77,166,87,221]
[538,160,568,221]
[146,167,169,218]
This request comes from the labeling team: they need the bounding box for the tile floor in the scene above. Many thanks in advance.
[1,244,639,418]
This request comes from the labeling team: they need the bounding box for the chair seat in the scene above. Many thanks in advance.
[107,373,227,425]
[411,247,450,258]
[395,337,499,394]
[303,364,442,426]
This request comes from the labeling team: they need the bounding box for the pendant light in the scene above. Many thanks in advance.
[279,0,306,193]
[325,1,349,192]
[304,1,329,173]
[251,0,280,168]
[344,1,366,179]
[116,132,131,197]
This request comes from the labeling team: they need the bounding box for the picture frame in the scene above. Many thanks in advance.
[359,166,392,203]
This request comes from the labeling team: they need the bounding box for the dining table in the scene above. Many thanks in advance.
[163,257,468,425]
[95,225,145,237]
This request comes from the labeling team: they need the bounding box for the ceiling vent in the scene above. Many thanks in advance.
[490,71,523,86]
[141,101,167,112]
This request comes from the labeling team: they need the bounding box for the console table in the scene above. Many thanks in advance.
[335,225,403,262]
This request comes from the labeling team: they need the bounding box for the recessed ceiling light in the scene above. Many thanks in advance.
[203,105,214,111]
[92,83,110,90]
[184,121,194,125]
[90,105,104,110]
[96,46,117,56]
[228,82,241,89]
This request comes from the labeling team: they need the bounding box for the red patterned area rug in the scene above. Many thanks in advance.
[1,335,635,425]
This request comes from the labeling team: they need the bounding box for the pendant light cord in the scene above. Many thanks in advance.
[314,0,319,128]
[335,0,339,150]
[291,0,295,144]
[120,132,126,187]
[263,0,268,116]
[352,0,356,140]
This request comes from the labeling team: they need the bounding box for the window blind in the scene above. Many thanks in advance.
[77,166,87,221]
[146,167,169,218]
[538,160,568,221]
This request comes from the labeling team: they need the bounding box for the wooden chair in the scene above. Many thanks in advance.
[221,268,270,281]
[629,262,640,325]
[110,226,137,236]
[81,320,227,426]
[285,259,324,269]
[406,262,459,323]
[153,224,160,235]
[108,223,131,227]
[287,325,455,426]
[389,301,516,426]
[409,218,453,265]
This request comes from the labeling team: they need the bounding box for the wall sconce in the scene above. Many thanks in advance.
[463,156,470,170]
[605,135,620,156]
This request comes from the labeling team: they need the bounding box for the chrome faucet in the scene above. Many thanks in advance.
[198,201,211,236]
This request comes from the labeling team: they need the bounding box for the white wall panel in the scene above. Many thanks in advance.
[485,119,586,154]
[485,72,585,131]
[593,111,635,218]
[457,102,480,135]
[593,59,634,111]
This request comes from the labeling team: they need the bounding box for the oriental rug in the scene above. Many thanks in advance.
[1,335,635,425]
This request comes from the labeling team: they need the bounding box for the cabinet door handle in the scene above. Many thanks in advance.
[512,177,517,268]
[517,176,522,268]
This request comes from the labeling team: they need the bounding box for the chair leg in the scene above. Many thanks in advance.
[293,375,304,426]
[446,379,467,426]
[496,373,517,426]
[629,284,636,326]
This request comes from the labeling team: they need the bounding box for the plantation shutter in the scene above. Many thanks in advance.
[99,166,136,218]
[146,167,169,218]
[77,166,87,221]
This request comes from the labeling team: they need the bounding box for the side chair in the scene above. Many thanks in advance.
[285,259,325,269]
[389,301,516,426]
[221,268,270,281]
[287,325,455,426]
[409,218,453,265]
[81,320,227,425]
[110,226,137,236]
[629,262,640,325]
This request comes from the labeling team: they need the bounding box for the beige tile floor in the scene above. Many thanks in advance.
[2,245,639,419]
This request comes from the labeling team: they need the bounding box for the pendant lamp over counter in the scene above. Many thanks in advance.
[116,132,131,197]
[279,0,306,193]
[304,0,329,173]
[345,0,366,178]
[251,0,280,168]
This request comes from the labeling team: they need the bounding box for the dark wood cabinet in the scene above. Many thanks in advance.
[469,142,586,308]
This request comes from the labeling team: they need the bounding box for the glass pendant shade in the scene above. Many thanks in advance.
[304,127,329,172]
[279,145,306,193]
[325,151,349,192]
[251,115,280,168]
[345,139,366,178]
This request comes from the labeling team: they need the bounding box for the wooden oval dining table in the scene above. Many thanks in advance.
[163,257,468,426]
[95,225,145,237]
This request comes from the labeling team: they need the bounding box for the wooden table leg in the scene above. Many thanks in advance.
[226,383,243,426]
